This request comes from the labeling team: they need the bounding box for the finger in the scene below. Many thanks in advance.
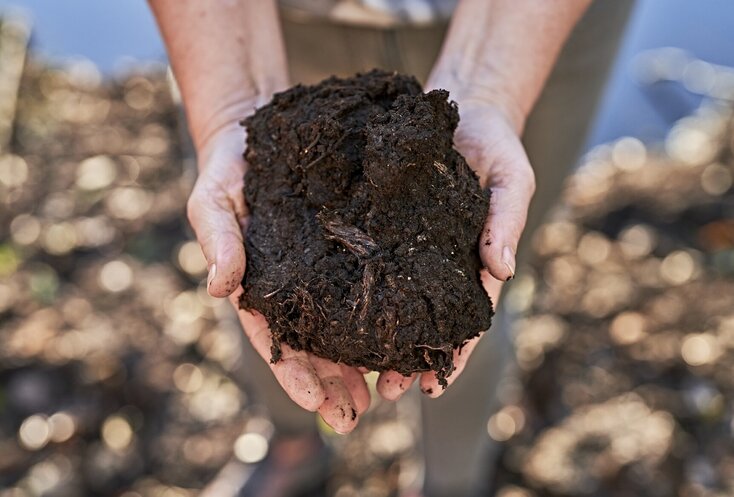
[376,371,417,401]
[420,271,503,398]
[340,365,371,414]
[230,290,325,411]
[248,321,325,411]
[478,148,535,282]
[419,336,481,398]
[311,357,359,434]
[187,178,247,298]
[481,268,504,304]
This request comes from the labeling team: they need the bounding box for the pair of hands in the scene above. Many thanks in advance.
[187,96,535,434]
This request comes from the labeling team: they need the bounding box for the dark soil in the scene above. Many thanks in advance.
[240,70,493,385]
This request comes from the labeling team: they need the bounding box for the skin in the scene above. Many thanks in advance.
[149,0,591,432]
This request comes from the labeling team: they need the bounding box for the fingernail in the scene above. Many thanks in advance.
[502,246,515,280]
[207,263,217,291]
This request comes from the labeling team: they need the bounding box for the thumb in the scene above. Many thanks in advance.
[187,178,246,298]
[479,156,535,282]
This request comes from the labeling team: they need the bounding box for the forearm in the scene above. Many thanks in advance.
[149,0,289,153]
[429,0,591,132]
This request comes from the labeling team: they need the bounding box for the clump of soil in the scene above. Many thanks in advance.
[240,69,493,385]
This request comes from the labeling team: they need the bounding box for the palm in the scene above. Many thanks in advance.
[189,126,369,433]
[229,291,370,433]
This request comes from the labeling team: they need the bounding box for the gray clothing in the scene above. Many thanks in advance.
[279,0,458,26]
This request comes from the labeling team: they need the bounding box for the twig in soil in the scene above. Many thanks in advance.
[423,350,434,366]
[303,130,350,169]
[416,343,453,353]
[359,262,377,322]
[317,213,380,259]
[433,160,455,187]
[263,287,285,299]
[302,132,321,155]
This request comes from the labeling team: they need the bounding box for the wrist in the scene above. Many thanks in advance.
[190,93,271,157]
[196,121,242,167]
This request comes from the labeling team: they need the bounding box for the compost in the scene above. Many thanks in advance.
[240,70,493,384]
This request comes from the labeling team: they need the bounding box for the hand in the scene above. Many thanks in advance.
[187,123,370,433]
[377,96,536,400]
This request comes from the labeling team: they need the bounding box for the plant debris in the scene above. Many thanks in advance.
[240,70,493,385]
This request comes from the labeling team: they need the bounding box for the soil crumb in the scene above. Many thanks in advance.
[240,69,493,386]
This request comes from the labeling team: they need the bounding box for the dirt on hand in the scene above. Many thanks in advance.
[240,69,493,386]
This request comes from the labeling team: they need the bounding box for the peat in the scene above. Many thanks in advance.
[240,70,493,385]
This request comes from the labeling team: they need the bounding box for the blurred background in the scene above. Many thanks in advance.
[0,1,733,496]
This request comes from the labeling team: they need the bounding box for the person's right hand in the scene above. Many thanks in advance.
[187,123,370,434]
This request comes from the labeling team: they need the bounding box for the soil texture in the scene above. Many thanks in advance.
[240,69,493,385]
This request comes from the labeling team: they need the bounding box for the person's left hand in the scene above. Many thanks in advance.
[377,95,535,400]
